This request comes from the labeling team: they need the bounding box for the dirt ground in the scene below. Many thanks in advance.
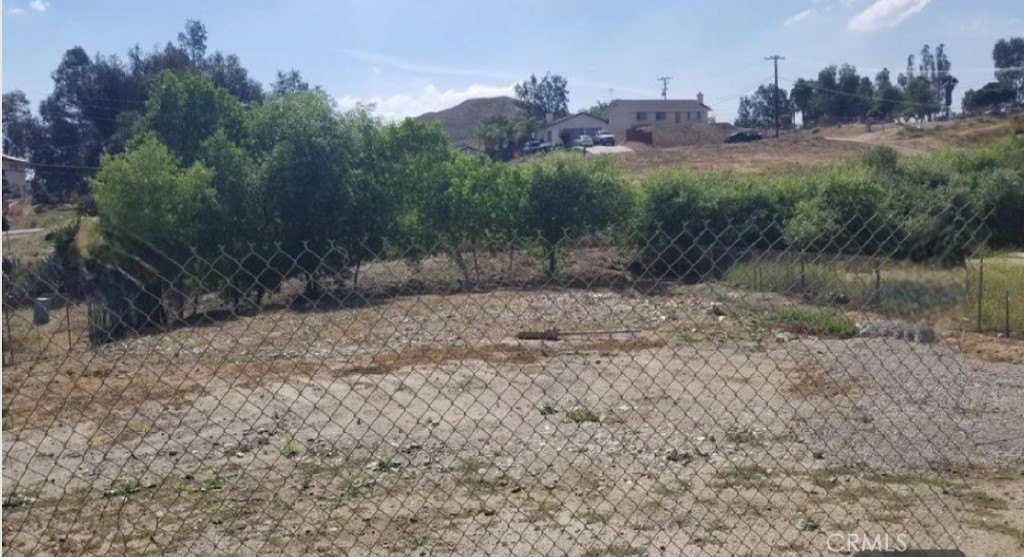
[612,135,870,176]
[607,116,1020,177]
[4,272,1024,556]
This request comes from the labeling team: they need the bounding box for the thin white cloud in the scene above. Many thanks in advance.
[8,7,25,14]
[336,83,516,121]
[29,0,49,12]
[341,48,516,81]
[848,0,930,32]
[784,9,813,26]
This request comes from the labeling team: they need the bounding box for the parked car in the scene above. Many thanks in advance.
[522,139,553,155]
[594,131,616,146]
[575,135,595,148]
[724,131,763,143]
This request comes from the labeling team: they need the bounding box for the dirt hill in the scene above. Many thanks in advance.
[417,96,523,148]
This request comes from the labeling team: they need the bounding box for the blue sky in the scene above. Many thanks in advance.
[3,0,1022,122]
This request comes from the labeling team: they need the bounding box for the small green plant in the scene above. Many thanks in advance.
[2,406,10,431]
[578,510,610,525]
[191,473,227,494]
[765,306,859,338]
[407,533,430,549]
[795,512,822,532]
[715,464,770,488]
[345,477,377,498]
[582,544,645,557]
[567,407,602,424]
[539,401,559,416]
[108,478,144,498]
[2,489,37,509]
[370,457,403,473]
[280,438,301,458]
[725,429,757,444]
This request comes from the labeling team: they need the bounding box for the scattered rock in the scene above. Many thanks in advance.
[707,303,729,317]
[858,321,938,344]
[665,449,693,464]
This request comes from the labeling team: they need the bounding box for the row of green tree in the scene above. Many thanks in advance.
[77,69,627,303]
[79,67,1023,307]
[736,37,1023,128]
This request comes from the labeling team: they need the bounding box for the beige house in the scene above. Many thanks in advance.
[2,154,31,199]
[534,113,608,146]
[604,94,711,138]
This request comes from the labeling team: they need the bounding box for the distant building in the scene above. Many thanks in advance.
[604,94,712,138]
[2,154,31,199]
[534,113,608,146]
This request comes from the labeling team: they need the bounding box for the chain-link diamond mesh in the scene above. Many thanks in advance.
[2,211,1017,556]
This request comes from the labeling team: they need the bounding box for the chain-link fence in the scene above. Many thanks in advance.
[2,213,1014,556]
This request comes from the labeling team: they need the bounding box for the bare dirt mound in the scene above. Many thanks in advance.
[417,96,523,149]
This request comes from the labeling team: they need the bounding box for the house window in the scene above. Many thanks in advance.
[675,112,681,124]
[655,112,667,121]
[636,112,648,121]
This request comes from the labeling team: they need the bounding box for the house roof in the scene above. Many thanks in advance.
[2,154,30,164]
[608,99,712,111]
[537,112,608,130]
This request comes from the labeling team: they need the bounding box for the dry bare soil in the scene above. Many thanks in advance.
[4,260,1024,556]
[610,115,1021,176]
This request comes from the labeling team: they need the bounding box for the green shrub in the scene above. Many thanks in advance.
[523,153,630,277]
[634,169,790,279]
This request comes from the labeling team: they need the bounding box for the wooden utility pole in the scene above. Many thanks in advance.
[657,76,672,100]
[765,55,785,138]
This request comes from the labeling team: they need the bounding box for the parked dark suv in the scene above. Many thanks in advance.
[725,131,764,143]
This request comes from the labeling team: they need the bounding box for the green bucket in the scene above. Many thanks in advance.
[33,297,51,325]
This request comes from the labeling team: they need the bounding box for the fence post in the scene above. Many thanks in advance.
[800,256,806,293]
[66,302,73,351]
[873,260,882,306]
[976,255,984,332]
[1006,291,1011,338]
[3,302,11,366]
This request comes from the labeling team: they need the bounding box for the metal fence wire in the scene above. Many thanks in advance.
[1,212,1017,556]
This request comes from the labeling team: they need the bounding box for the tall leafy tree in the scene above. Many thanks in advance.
[272,69,310,96]
[993,37,1024,103]
[523,154,629,278]
[177,19,208,64]
[962,82,1016,114]
[791,78,814,123]
[514,73,570,121]
[140,71,244,164]
[735,84,793,128]
[202,52,264,105]
[91,136,216,265]
[246,91,365,291]
[2,91,42,158]
[872,69,903,121]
